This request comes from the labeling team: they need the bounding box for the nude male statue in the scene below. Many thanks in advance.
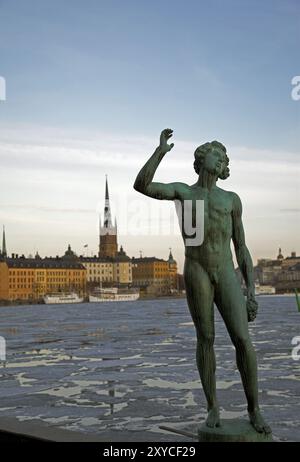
[133,128,271,434]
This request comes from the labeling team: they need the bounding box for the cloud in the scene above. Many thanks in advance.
[0,124,298,178]
[0,140,195,180]
[1,204,94,214]
[280,208,300,213]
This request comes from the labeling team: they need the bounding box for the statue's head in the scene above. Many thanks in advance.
[193,141,230,180]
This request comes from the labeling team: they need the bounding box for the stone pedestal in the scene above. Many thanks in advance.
[198,419,273,442]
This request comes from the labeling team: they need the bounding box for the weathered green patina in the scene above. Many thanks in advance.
[295,289,300,312]
[134,129,272,438]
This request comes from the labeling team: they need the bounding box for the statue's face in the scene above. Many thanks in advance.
[203,147,226,176]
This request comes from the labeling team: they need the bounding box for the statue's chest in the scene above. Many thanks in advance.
[203,197,232,244]
[186,193,232,220]
[206,197,231,223]
[181,192,231,226]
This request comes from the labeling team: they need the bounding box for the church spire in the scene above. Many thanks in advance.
[2,226,7,257]
[168,247,174,261]
[168,247,176,264]
[103,174,113,228]
[277,247,284,260]
[99,175,118,258]
[105,174,109,200]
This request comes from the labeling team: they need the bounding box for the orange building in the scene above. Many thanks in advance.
[132,250,178,295]
[0,253,86,302]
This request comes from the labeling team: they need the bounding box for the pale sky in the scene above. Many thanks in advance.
[0,0,299,272]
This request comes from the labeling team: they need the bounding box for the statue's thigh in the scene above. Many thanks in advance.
[184,262,214,334]
[214,269,249,341]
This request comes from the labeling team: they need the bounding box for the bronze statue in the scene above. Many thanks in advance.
[134,128,271,435]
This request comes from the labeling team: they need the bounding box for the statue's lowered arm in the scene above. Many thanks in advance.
[232,192,258,321]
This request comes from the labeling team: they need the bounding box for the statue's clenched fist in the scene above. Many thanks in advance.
[247,297,258,322]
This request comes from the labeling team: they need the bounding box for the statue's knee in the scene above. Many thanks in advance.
[233,335,252,351]
[197,332,215,346]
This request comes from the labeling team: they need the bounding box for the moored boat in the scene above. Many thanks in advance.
[89,286,139,302]
[255,283,276,296]
[43,292,84,304]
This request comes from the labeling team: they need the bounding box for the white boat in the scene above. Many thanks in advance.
[89,286,140,302]
[43,292,84,304]
[255,284,276,296]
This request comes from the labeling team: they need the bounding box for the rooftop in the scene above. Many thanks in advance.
[132,257,167,263]
[3,258,85,270]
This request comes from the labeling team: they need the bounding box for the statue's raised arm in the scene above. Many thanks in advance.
[133,129,181,201]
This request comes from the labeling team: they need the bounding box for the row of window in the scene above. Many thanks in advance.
[88,269,131,275]
[10,271,35,276]
[135,275,171,279]
[9,278,83,286]
[9,270,84,276]
[279,274,300,281]
[9,278,34,283]
[89,277,113,282]
[47,271,83,276]
[85,263,131,268]
[136,280,171,285]
[9,283,85,290]
[89,270,113,275]
[86,263,112,268]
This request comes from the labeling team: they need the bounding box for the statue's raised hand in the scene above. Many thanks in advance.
[159,128,174,154]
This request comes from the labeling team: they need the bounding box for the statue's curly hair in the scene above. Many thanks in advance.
[193,141,230,180]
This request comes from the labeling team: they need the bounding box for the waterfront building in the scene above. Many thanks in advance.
[80,257,114,285]
[0,249,86,302]
[276,263,300,293]
[132,250,178,296]
[79,246,132,287]
[254,248,300,293]
[113,246,132,285]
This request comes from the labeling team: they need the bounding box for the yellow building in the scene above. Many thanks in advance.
[113,246,133,285]
[80,246,132,287]
[132,250,178,295]
[80,257,114,284]
[0,253,86,301]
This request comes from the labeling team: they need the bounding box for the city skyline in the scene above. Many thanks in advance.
[1,169,298,274]
[0,141,299,273]
[0,1,299,273]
